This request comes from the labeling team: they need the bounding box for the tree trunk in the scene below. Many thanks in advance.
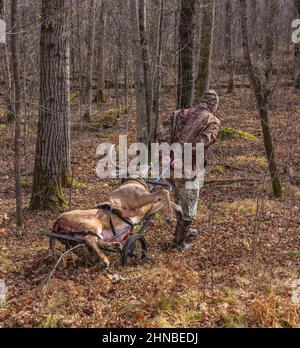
[259,107,283,197]
[239,0,282,199]
[0,0,14,123]
[152,0,164,141]
[82,0,96,124]
[174,7,178,95]
[177,0,196,109]
[30,0,71,211]
[138,0,152,139]
[294,0,300,89]
[10,0,23,231]
[124,62,128,113]
[249,0,258,48]
[95,0,107,103]
[129,0,149,144]
[225,0,235,93]
[195,0,215,101]
[76,11,84,108]
[114,54,120,116]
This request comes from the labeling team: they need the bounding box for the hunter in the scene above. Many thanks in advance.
[158,90,221,249]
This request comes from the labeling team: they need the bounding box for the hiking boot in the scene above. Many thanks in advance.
[173,218,193,250]
[172,241,193,250]
[187,227,199,238]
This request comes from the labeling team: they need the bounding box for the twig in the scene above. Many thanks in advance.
[68,175,74,211]
[268,212,300,225]
[205,178,256,185]
[41,244,83,307]
[251,169,269,276]
[208,198,215,292]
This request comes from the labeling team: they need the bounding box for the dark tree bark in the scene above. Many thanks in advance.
[0,0,14,123]
[82,0,96,124]
[177,0,196,109]
[195,0,215,101]
[249,0,258,48]
[152,0,164,141]
[225,0,235,93]
[95,0,107,103]
[239,0,282,199]
[138,0,152,139]
[30,0,71,211]
[294,0,300,89]
[11,0,23,231]
[129,0,149,144]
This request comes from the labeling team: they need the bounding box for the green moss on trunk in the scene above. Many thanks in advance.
[30,171,67,211]
[271,174,283,199]
[61,169,73,188]
[94,89,106,104]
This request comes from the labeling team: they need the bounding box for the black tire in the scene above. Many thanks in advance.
[121,234,148,266]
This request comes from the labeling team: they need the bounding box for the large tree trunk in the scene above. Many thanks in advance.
[11,0,23,231]
[129,0,149,144]
[95,0,107,104]
[82,0,96,124]
[239,0,282,199]
[294,0,300,89]
[177,0,196,109]
[224,0,235,93]
[195,0,215,101]
[152,0,164,141]
[30,0,71,211]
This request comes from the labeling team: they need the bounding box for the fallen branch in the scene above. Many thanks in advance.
[269,212,300,225]
[290,177,300,186]
[205,178,256,185]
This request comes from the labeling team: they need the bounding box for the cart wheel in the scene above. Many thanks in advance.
[121,234,148,266]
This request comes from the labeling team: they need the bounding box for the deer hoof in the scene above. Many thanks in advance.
[112,242,123,250]
[103,259,110,270]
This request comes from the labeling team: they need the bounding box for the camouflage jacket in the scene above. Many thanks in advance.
[158,102,221,152]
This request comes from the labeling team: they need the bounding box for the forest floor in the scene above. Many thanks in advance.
[0,85,300,328]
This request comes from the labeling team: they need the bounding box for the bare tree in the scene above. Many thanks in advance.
[239,0,283,198]
[0,0,14,123]
[10,0,23,231]
[129,0,149,144]
[195,0,215,101]
[249,0,258,48]
[152,0,164,141]
[95,0,107,104]
[138,0,152,140]
[224,0,235,93]
[81,0,96,124]
[30,0,71,210]
[294,0,300,89]
[177,0,196,108]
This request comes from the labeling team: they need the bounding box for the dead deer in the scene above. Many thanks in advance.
[51,178,182,268]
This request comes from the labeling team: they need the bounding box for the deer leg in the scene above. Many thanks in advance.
[171,201,183,216]
[127,191,162,209]
[97,239,123,252]
[160,190,175,222]
[83,235,110,269]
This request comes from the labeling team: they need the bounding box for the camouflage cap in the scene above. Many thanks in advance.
[202,90,219,108]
